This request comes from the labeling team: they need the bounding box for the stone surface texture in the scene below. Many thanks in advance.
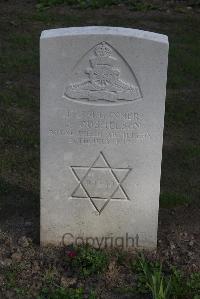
[40,26,169,249]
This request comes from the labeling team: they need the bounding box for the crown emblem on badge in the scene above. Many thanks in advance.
[94,42,112,57]
[64,41,142,104]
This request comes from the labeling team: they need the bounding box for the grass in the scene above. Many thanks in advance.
[37,0,159,10]
[160,192,191,208]
[4,265,29,297]
[187,272,200,297]
[65,245,108,278]
[0,88,38,110]
[1,242,200,298]
[138,257,171,299]
[34,246,106,298]
[130,254,200,299]
[112,253,200,298]
[37,0,119,9]
[166,95,200,127]
[36,0,200,10]
[130,255,166,296]
[185,146,200,159]
[0,51,38,74]
[168,37,200,89]
[38,287,96,299]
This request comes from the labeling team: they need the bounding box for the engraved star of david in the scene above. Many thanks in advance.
[70,152,132,215]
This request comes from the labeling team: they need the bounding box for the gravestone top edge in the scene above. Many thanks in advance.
[40,26,168,44]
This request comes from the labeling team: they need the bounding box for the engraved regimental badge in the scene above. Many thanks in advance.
[64,42,142,104]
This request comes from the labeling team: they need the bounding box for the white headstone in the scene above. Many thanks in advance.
[40,27,168,249]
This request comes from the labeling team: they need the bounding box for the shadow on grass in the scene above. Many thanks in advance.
[0,178,40,242]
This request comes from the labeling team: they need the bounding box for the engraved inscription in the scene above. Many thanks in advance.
[64,42,142,104]
[70,152,132,214]
[48,109,150,145]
